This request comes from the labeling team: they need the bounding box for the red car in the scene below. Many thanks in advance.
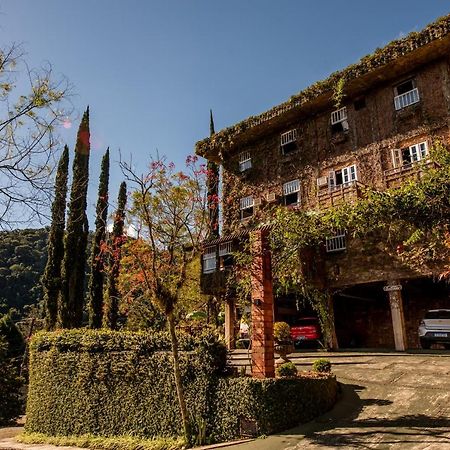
[290,317,321,347]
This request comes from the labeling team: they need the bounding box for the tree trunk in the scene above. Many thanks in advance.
[167,311,190,445]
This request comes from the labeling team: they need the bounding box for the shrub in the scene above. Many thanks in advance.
[312,358,332,373]
[276,362,297,378]
[0,312,25,359]
[26,330,338,443]
[211,376,337,441]
[0,335,24,425]
[273,322,290,342]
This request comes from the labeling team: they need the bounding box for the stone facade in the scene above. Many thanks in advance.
[197,17,450,353]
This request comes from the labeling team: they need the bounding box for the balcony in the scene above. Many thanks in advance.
[384,160,436,188]
[317,181,365,208]
[394,88,420,111]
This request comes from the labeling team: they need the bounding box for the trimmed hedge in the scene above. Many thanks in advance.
[26,330,337,443]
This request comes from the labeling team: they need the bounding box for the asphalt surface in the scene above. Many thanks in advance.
[227,351,450,449]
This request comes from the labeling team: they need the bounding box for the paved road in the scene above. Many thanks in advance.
[228,351,450,450]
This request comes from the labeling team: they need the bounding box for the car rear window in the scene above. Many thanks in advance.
[425,310,450,319]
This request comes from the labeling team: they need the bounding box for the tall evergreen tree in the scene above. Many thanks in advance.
[42,146,69,330]
[59,108,90,328]
[207,110,219,238]
[103,181,127,330]
[88,148,110,328]
[206,111,220,325]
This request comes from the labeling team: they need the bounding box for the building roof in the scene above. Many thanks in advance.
[196,14,450,161]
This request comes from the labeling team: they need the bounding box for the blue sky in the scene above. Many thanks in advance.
[1,1,449,227]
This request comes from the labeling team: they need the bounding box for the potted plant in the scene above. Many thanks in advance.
[273,321,294,366]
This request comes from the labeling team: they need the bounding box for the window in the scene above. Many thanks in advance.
[240,196,254,220]
[239,151,252,172]
[202,247,216,274]
[331,107,349,134]
[219,242,233,269]
[394,79,420,110]
[282,179,300,206]
[391,142,428,168]
[326,229,346,253]
[280,129,298,155]
[328,164,357,190]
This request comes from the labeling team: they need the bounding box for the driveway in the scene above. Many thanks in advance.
[228,351,450,449]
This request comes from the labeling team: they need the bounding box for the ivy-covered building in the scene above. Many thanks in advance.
[196,15,450,356]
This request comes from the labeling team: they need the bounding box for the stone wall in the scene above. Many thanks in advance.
[222,58,449,234]
[219,56,450,286]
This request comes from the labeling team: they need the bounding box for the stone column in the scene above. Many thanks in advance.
[250,229,275,378]
[385,280,407,351]
[224,297,236,350]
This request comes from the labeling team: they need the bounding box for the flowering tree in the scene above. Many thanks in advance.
[120,155,209,445]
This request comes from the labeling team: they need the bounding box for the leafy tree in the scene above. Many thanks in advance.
[88,148,110,328]
[0,228,48,316]
[42,146,69,330]
[0,42,72,229]
[120,155,209,445]
[59,109,90,328]
[103,181,127,330]
[0,334,23,425]
[0,312,25,360]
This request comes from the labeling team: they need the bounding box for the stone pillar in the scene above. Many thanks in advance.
[250,229,275,378]
[224,297,236,350]
[385,280,407,351]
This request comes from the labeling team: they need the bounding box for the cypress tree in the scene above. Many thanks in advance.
[87,148,110,328]
[41,145,69,330]
[206,111,221,325]
[103,181,127,330]
[207,110,219,238]
[59,107,90,328]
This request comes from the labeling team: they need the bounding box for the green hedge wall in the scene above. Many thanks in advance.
[26,330,337,443]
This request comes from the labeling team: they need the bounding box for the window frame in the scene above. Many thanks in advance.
[282,179,301,206]
[393,79,420,110]
[240,195,254,220]
[202,246,217,274]
[330,107,349,134]
[280,129,298,155]
[219,241,233,270]
[238,151,252,172]
[328,164,358,191]
[391,141,428,168]
[326,229,347,253]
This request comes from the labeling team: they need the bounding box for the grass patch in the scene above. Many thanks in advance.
[18,432,185,450]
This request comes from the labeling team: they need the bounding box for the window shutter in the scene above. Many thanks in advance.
[342,167,350,184]
[328,170,336,190]
[419,142,428,159]
[391,149,402,168]
[409,144,419,162]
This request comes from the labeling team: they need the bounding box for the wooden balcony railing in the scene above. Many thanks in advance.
[384,160,436,188]
[317,180,366,208]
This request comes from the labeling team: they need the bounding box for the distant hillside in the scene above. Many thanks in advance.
[0,228,48,315]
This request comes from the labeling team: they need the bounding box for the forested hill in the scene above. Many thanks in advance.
[0,228,48,315]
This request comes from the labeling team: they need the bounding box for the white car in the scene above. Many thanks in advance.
[419,309,450,349]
